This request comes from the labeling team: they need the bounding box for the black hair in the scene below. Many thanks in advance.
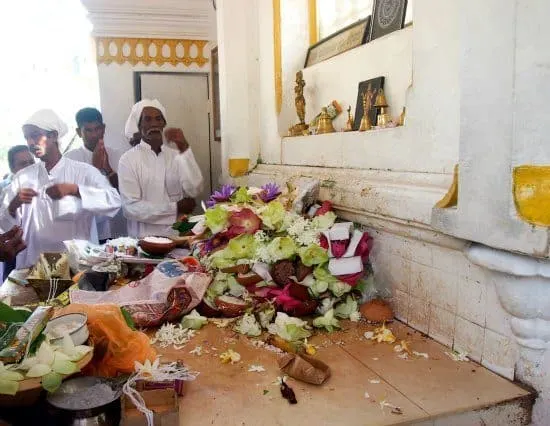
[75,108,103,128]
[8,145,30,172]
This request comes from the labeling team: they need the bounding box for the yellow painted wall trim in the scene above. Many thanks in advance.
[95,38,208,67]
[228,158,250,178]
[435,164,458,208]
[273,0,282,114]
[513,165,550,226]
[308,0,318,46]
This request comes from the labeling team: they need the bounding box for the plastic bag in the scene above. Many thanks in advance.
[55,304,157,377]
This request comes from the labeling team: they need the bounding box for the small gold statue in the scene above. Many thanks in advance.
[359,84,376,131]
[288,71,309,137]
[317,107,335,134]
[344,106,354,131]
[374,88,391,127]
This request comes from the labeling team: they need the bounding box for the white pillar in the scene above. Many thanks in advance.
[466,245,550,425]
[216,0,261,179]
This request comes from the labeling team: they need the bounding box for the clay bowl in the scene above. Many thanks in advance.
[138,237,177,257]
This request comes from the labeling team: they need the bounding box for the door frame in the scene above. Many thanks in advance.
[133,71,213,194]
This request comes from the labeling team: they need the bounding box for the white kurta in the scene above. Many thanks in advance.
[0,157,121,268]
[118,141,203,238]
[65,145,127,239]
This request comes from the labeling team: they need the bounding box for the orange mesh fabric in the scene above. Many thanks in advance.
[56,304,157,377]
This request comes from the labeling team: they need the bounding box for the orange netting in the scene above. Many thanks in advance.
[56,304,157,377]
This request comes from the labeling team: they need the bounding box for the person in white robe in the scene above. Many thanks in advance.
[0,109,121,268]
[65,107,127,240]
[118,99,203,238]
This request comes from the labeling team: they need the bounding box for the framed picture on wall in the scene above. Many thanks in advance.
[369,0,408,42]
[304,17,371,68]
[211,46,221,141]
[353,76,385,131]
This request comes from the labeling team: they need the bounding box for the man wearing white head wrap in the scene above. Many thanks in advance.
[0,109,122,268]
[118,99,203,238]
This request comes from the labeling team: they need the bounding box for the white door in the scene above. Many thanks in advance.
[139,73,212,209]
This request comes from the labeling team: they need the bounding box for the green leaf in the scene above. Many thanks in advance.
[0,302,31,323]
[298,244,329,267]
[120,308,136,330]
[42,372,63,393]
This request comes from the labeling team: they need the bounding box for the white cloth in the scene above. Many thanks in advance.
[0,157,121,268]
[24,109,68,138]
[118,141,203,238]
[65,146,128,239]
[124,99,167,140]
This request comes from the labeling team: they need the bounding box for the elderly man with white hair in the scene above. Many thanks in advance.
[118,99,203,238]
[0,109,121,268]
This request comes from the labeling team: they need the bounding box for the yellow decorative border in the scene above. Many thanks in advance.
[273,0,282,114]
[308,0,318,46]
[95,38,209,67]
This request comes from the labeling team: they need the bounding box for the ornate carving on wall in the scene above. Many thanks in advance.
[95,37,209,67]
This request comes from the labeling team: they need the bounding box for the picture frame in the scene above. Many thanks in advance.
[304,17,371,68]
[369,0,408,42]
[353,76,385,131]
[211,46,221,142]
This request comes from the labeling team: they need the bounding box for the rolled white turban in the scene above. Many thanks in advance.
[124,99,167,140]
[23,109,68,138]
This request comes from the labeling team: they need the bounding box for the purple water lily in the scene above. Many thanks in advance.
[206,184,236,208]
[259,182,281,203]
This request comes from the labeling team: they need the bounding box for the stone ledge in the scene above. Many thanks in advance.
[244,164,464,250]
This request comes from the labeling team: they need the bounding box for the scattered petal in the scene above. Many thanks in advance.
[445,351,469,362]
[189,346,203,356]
[364,392,370,399]
[398,352,409,360]
[369,379,380,384]
[220,349,241,364]
[413,351,429,359]
[248,365,266,373]
[364,331,374,340]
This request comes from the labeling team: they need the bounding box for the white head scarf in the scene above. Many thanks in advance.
[124,99,167,140]
[23,109,68,138]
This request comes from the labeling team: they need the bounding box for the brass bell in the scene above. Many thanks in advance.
[317,107,335,134]
[374,88,391,127]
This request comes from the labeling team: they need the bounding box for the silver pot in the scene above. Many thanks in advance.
[46,376,127,426]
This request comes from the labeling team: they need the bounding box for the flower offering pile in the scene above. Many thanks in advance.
[186,181,374,342]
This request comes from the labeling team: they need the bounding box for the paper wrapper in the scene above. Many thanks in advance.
[278,353,331,385]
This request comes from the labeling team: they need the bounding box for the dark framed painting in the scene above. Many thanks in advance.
[304,17,371,68]
[369,0,408,42]
[353,76,385,131]
[211,46,221,141]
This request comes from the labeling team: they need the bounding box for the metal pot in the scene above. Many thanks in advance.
[46,376,127,426]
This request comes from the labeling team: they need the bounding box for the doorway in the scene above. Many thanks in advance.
[134,72,212,207]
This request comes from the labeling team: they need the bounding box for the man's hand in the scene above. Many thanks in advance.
[8,188,37,217]
[46,183,79,200]
[164,128,189,153]
[92,139,112,173]
[0,226,26,261]
[177,197,196,215]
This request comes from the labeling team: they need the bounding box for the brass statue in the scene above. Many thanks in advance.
[288,71,309,137]
[344,106,354,131]
[359,84,376,131]
[317,107,335,134]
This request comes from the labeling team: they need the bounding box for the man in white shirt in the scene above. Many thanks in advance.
[118,99,203,238]
[0,109,121,268]
[66,107,127,241]
[0,146,34,279]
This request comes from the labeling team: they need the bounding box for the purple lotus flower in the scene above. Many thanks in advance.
[259,183,281,203]
[206,184,236,208]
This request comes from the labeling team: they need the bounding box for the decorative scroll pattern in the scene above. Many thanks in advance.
[95,38,209,67]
